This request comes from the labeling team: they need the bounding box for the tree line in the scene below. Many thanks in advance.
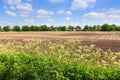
[0,23,120,31]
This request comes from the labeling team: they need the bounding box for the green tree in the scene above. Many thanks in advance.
[75,26,82,31]
[3,25,10,31]
[54,27,58,31]
[0,26,1,31]
[92,25,101,31]
[39,25,49,31]
[31,25,39,31]
[92,25,97,31]
[116,26,120,31]
[101,23,110,31]
[83,25,89,31]
[96,25,101,31]
[57,26,62,31]
[22,25,31,31]
[57,26,67,31]
[109,24,116,31]
[67,25,75,31]
[61,26,67,31]
[31,25,35,31]
[89,26,93,31]
[13,26,21,31]
[49,26,55,31]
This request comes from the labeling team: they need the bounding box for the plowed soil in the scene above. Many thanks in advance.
[0,32,120,52]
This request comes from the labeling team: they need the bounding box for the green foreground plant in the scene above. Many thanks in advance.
[0,40,119,80]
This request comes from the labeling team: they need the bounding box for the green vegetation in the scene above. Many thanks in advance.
[0,40,119,80]
[0,26,1,31]
[31,25,39,31]
[68,25,75,31]
[13,26,21,31]
[1,23,120,31]
[22,25,31,31]
[2,25,11,31]
[75,25,82,31]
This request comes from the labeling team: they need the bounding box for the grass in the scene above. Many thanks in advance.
[0,40,120,80]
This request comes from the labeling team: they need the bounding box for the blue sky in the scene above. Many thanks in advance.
[0,0,120,27]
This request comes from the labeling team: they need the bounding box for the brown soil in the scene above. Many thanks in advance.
[0,32,120,52]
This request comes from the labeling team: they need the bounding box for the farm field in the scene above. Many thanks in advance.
[1,0,120,79]
[0,31,120,52]
[0,32,120,79]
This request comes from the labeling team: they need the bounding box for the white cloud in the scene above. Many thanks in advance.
[5,10,17,16]
[83,8,120,25]
[3,0,33,11]
[10,6,16,10]
[37,9,54,15]
[106,8,120,16]
[83,8,120,20]
[49,0,64,2]
[37,9,54,18]
[3,0,21,5]
[65,11,72,16]
[24,18,35,23]
[16,3,33,17]
[107,15,120,19]
[20,14,29,17]
[57,10,72,16]
[16,3,33,11]
[57,10,65,14]
[17,9,31,17]
[83,12,106,18]
[3,0,33,18]
[64,17,71,21]
[71,0,96,10]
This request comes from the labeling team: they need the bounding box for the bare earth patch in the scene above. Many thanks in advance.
[0,32,120,52]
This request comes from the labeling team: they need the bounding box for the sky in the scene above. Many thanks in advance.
[0,0,120,27]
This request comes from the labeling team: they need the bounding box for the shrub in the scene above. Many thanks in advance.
[0,26,1,31]
[22,25,31,31]
[13,26,21,31]
[31,25,40,31]
[0,40,119,80]
[2,26,10,31]
[39,25,49,31]
[0,53,119,80]
[75,26,82,31]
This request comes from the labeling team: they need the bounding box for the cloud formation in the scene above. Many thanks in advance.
[3,0,33,17]
[5,10,17,16]
[16,3,33,11]
[71,0,96,10]
[37,9,54,19]
[65,17,71,21]
[83,8,120,20]
[57,10,72,16]
[3,0,21,5]
[24,18,34,23]
[83,12,105,18]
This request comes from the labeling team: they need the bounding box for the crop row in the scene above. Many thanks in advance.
[0,40,120,80]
